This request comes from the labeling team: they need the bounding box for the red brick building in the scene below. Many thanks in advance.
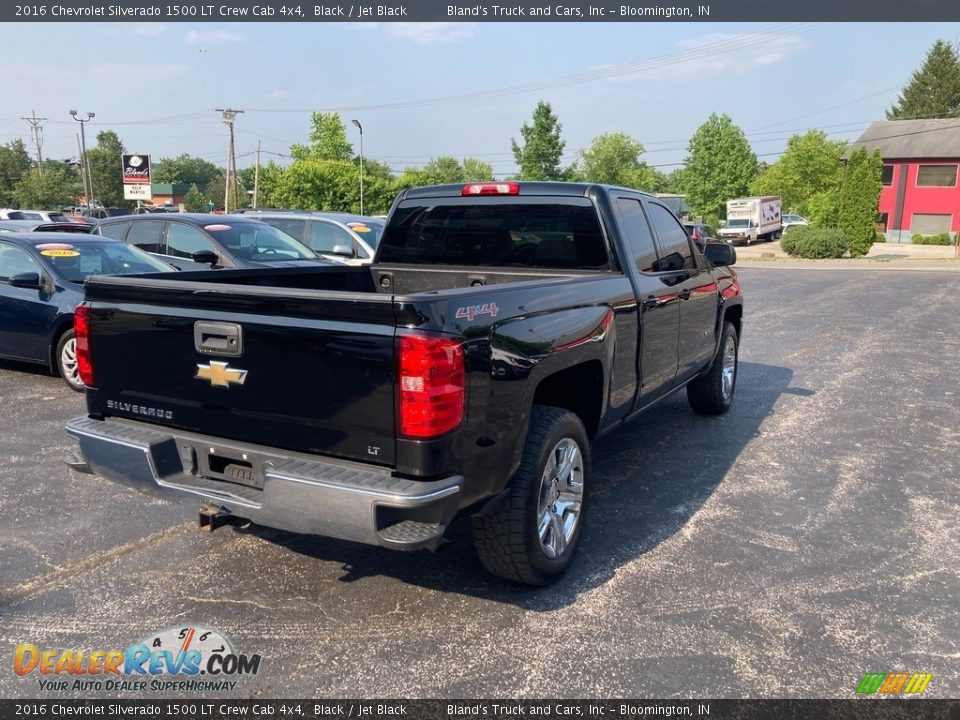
[849,119,960,242]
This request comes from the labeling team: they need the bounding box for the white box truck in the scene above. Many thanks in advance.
[719,196,782,245]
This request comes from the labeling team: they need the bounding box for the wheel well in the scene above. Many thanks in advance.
[49,321,73,369]
[532,361,603,439]
[724,304,742,340]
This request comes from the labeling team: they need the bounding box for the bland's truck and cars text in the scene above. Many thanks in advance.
[64,182,742,585]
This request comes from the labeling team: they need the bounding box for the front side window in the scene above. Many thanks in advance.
[309,221,355,253]
[0,243,40,280]
[615,197,659,273]
[647,203,695,273]
[166,223,218,259]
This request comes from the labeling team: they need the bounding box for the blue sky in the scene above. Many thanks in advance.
[1,21,958,177]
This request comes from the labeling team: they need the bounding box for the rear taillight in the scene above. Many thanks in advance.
[74,303,94,387]
[461,182,520,196]
[397,334,465,438]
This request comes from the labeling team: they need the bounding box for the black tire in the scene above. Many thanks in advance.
[472,406,590,585]
[55,329,85,392]
[687,321,738,415]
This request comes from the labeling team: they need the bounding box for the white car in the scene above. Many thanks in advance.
[0,208,68,222]
[782,214,809,232]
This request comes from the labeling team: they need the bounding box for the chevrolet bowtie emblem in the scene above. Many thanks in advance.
[195,361,248,388]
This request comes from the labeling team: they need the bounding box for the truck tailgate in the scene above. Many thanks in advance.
[83,279,398,466]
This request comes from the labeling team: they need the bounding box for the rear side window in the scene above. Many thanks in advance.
[97,220,133,241]
[378,198,609,269]
[125,220,165,253]
[262,217,307,242]
[647,203,695,273]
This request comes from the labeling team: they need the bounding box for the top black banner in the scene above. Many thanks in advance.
[4,0,960,22]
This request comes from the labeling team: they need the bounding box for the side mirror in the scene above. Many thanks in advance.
[191,250,219,266]
[704,243,737,267]
[9,272,41,289]
[330,244,355,258]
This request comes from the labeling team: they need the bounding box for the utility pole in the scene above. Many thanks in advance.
[215,108,243,212]
[70,110,95,208]
[22,110,47,175]
[253,138,261,209]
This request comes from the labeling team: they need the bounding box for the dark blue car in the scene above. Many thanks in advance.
[0,233,172,391]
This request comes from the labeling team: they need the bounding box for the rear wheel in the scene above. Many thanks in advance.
[56,330,85,392]
[687,321,738,415]
[472,406,590,585]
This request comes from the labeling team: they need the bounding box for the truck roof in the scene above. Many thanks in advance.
[400,181,657,200]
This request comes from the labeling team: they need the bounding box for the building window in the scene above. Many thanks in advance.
[881,165,894,186]
[916,164,958,187]
[910,213,952,236]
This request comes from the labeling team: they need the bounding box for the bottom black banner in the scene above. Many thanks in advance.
[1,700,957,720]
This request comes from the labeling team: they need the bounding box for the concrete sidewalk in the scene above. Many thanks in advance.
[734,238,960,270]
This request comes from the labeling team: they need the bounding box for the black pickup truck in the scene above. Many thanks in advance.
[65,182,743,585]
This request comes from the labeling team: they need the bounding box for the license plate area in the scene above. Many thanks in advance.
[179,442,265,490]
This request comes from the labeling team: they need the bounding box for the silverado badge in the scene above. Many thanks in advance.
[195,361,248,388]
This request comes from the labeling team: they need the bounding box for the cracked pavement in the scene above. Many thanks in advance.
[1,267,958,699]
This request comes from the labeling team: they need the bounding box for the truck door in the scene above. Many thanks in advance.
[645,202,719,383]
[613,196,680,403]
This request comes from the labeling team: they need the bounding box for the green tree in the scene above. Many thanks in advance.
[750,130,847,215]
[680,114,758,220]
[511,101,569,180]
[85,130,128,207]
[888,40,960,119]
[291,112,354,161]
[579,132,648,187]
[153,154,222,193]
[421,156,464,185]
[0,139,32,206]
[183,183,207,212]
[836,147,883,257]
[13,163,75,209]
[461,157,495,182]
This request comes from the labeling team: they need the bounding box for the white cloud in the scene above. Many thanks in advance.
[388,23,476,44]
[183,29,245,45]
[267,90,291,99]
[88,63,192,83]
[590,33,806,83]
[133,23,166,36]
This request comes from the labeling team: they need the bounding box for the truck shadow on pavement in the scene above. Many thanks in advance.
[242,361,799,609]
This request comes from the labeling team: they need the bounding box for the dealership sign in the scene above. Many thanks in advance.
[122,154,152,200]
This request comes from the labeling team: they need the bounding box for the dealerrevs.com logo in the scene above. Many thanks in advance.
[14,626,261,693]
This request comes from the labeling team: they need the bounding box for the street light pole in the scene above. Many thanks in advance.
[70,110,95,209]
[352,119,364,215]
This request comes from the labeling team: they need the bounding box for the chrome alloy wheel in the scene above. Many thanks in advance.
[721,334,737,402]
[61,337,83,389]
[537,437,584,559]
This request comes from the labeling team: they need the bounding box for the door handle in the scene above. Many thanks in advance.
[642,296,660,309]
[678,289,692,301]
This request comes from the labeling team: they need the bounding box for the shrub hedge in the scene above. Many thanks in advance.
[779,226,851,259]
[911,233,953,246]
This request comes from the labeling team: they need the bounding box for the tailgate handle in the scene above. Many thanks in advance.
[194,321,243,356]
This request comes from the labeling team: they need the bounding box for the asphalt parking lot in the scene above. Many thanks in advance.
[1,267,958,699]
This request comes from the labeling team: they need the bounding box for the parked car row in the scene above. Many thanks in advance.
[0,234,174,390]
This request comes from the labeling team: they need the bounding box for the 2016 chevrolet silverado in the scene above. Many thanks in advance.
[65,182,743,585]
